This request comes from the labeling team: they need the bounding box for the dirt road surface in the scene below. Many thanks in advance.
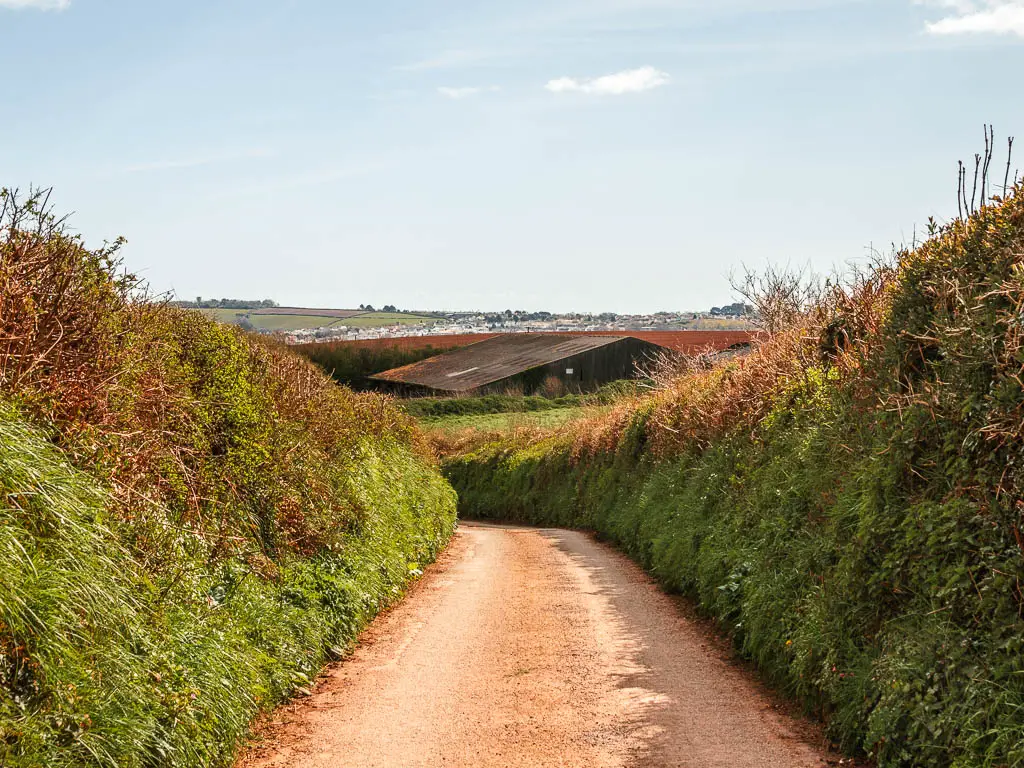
[240,523,844,768]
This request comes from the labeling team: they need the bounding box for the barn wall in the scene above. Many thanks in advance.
[480,338,660,395]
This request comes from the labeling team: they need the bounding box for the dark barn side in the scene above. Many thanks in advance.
[489,336,659,395]
[369,334,665,397]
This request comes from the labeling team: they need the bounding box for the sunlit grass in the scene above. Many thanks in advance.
[424,407,591,433]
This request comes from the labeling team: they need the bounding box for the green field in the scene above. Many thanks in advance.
[196,309,438,333]
[423,407,590,433]
[341,312,438,328]
[196,311,345,332]
[195,308,256,323]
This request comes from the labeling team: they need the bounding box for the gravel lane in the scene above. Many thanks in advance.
[239,523,843,768]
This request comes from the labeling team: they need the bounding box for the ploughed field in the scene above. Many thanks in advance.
[240,524,847,768]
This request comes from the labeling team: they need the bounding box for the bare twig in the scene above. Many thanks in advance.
[971,153,981,215]
[961,164,968,219]
[1005,136,1015,197]
[980,124,995,207]
[730,264,822,334]
[958,160,964,221]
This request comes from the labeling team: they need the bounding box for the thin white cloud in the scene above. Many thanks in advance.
[437,85,500,99]
[545,66,670,95]
[921,1,1024,36]
[0,0,69,8]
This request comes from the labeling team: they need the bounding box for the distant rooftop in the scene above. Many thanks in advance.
[547,330,756,353]
[371,334,635,393]
[303,330,757,353]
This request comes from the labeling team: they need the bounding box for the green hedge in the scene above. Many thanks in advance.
[0,192,459,767]
[445,385,1024,767]
[445,195,1024,767]
[0,407,456,767]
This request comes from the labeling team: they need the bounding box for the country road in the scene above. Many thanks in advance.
[240,523,845,768]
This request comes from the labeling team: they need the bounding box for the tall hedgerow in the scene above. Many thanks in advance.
[445,186,1024,767]
[0,189,457,766]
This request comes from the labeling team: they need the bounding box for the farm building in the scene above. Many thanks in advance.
[370,334,668,396]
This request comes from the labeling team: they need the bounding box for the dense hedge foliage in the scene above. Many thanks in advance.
[445,191,1024,767]
[0,191,457,767]
[1,411,454,768]
[296,341,458,389]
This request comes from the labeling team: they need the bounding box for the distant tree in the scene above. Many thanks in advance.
[173,297,278,310]
[730,265,819,332]
[710,302,754,318]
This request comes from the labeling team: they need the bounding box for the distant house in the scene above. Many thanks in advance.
[370,334,666,396]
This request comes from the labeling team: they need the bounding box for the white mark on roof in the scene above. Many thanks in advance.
[447,367,480,378]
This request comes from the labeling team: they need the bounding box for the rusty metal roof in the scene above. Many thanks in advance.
[371,334,633,393]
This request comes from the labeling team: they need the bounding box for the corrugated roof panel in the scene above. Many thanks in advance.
[371,334,632,392]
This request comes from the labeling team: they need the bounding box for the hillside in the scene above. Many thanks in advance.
[443,188,1024,767]
[0,191,457,767]
[197,307,439,333]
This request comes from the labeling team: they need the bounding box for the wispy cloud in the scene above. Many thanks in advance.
[437,85,500,99]
[545,66,670,95]
[920,1,1024,36]
[0,0,69,8]
[122,148,273,174]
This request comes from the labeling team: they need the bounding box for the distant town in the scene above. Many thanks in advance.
[172,298,755,343]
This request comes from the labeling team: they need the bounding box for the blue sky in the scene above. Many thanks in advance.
[2,0,1023,313]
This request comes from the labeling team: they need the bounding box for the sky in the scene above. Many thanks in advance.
[2,0,1024,313]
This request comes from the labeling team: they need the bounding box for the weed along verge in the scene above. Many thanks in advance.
[0,191,457,767]
[443,188,1024,767]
